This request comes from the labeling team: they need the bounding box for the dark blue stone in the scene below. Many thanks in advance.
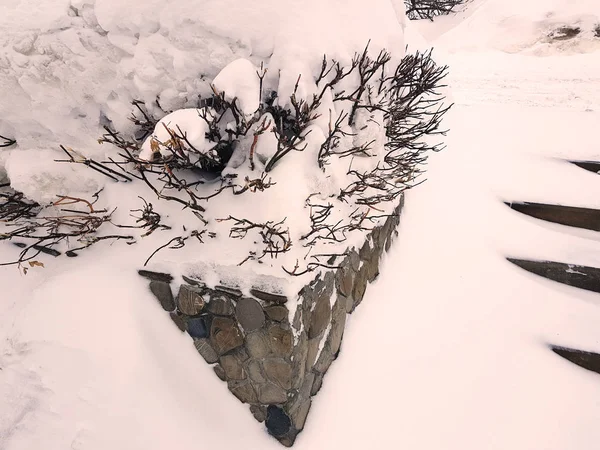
[186,317,208,339]
[266,405,291,437]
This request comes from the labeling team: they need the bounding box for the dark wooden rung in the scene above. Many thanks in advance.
[550,345,600,375]
[570,160,600,174]
[507,258,600,294]
[505,202,600,232]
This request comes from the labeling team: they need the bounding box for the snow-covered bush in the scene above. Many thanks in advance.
[404,0,467,20]
[1,43,451,275]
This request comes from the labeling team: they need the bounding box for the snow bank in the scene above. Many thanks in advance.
[422,0,600,55]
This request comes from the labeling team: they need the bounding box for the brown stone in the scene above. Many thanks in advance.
[177,284,205,316]
[220,354,246,380]
[246,331,270,359]
[291,399,311,430]
[263,359,292,390]
[344,294,354,314]
[329,296,346,355]
[149,280,175,311]
[314,343,335,374]
[359,239,372,261]
[207,295,234,316]
[250,288,288,304]
[268,325,293,357]
[291,331,308,389]
[258,383,288,404]
[365,248,381,283]
[351,264,368,312]
[308,290,331,339]
[349,250,360,271]
[229,381,258,403]
[306,337,321,372]
[247,360,266,383]
[210,317,244,355]
[194,338,219,364]
[264,305,288,322]
[235,297,266,332]
[336,266,354,298]
[311,372,324,396]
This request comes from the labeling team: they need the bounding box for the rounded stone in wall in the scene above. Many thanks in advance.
[235,297,266,332]
[177,284,205,316]
[211,316,244,355]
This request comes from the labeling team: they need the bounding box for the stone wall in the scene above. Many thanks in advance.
[139,195,403,446]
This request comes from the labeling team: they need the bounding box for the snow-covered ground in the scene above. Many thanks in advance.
[2,0,600,449]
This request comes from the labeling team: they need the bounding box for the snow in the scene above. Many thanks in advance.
[2,0,600,449]
[212,59,261,116]
[138,109,214,161]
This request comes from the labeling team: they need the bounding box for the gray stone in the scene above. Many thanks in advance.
[250,288,288,304]
[149,280,175,311]
[246,331,270,359]
[262,359,292,390]
[215,285,242,298]
[210,317,244,355]
[220,354,246,380]
[177,284,205,316]
[258,382,288,404]
[235,297,266,332]
[194,338,219,364]
[207,295,235,316]
[250,404,267,423]
[229,381,258,403]
[169,312,186,332]
[268,325,293,357]
[139,270,173,283]
[311,372,324,396]
[308,289,331,339]
[264,305,288,322]
[247,360,266,383]
[214,364,226,381]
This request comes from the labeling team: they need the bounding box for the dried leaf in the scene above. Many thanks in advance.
[28,261,45,268]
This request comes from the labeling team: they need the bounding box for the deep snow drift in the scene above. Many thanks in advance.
[2,0,600,449]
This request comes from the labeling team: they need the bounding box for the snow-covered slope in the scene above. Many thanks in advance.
[2,0,600,449]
